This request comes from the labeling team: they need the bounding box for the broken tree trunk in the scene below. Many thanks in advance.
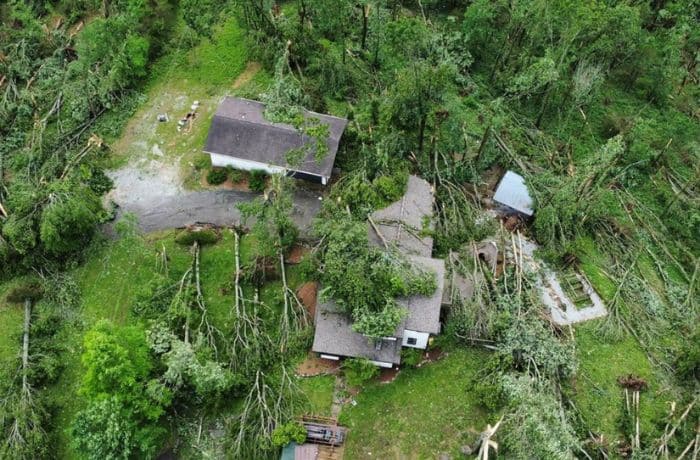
[22,299,31,395]
[476,417,503,460]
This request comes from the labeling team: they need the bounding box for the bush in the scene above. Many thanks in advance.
[206,168,228,185]
[174,228,220,246]
[271,422,307,447]
[226,166,244,183]
[343,358,379,387]
[400,348,423,367]
[193,154,211,171]
[373,171,408,204]
[249,170,268,192]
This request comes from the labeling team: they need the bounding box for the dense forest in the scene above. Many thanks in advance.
[1,0,698,459]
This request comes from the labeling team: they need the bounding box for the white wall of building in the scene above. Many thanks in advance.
[207,152,328,184]
[208,153,284,175]
[402,330,430,349]
[369,360,394,368]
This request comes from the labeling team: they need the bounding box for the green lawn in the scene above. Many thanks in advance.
[340,348,492,459]
[571,322,675,443]
[0,283,24,382]
[298,375,336,417]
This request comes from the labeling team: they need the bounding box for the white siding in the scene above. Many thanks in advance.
[369,360,394,368]
[208,153,285,175]
[402,330,430,349]
[207,152,329,184]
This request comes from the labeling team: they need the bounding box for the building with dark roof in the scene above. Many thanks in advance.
[312,176,449,367]
[367,175,434,257]
[203,97,348,185]
[312,255,446,367]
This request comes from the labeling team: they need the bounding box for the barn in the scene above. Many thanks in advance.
[203,97,348,185]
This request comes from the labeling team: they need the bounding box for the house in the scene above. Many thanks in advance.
[492,170,534,217]
[312,176,448,367]
[203,97,348,185]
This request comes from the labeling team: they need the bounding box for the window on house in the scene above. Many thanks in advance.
[407,337,418,346]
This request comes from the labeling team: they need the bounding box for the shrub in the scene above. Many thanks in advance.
[271,422,307,447]
[193,154,211,171]
[174,228,220,246]
[226,166,244,183]
[206,168,228,185]
[401,348,423,367]
[249,169,268,192]
[373,172,407,204]
[343,358,379,387]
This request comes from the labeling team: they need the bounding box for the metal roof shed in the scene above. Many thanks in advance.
[493,171,534,216]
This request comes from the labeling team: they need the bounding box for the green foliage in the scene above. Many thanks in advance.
[39,185,104,255]
[206,167,228,185]
[181,0,228,37]
[501,375,579,459]
[71,320,169,459]
[248,169,268,192]
[70,395,165,460]
[239,174,298,256]
[271,421,307,447]
[318,217,436,338]
[400,348,423,368]
[351,301,407,339]
[676,325,700,384]
[343,358,379,387]
[174,228,221,246]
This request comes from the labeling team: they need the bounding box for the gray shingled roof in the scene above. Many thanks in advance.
[311,300,402,364]
[368,175,434,257]
[493,171,534,216]
[398,255,445,335]
[203,97,348,178]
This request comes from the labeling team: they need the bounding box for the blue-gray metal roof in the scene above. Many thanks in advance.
[493,171,534,216]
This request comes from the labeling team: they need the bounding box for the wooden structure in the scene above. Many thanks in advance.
[299,414,346,447]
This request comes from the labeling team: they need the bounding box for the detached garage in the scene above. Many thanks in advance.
[203,97,347,185]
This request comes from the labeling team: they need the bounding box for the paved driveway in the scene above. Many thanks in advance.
[107,159,323,234]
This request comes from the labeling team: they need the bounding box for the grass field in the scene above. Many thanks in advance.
[571,322,675,443]
[340,348,492,459]
[298,375,336,417]
[0,283,24,383]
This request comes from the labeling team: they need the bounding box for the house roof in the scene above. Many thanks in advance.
[312,300,402,365]
[312,256,444,362]
[399,255,445,335]
[368,175,434,257]
[204,97,348,179]
[493,171,534,216]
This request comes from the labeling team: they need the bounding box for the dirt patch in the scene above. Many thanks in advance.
[200,173,250,191]
[107,158,183,209]
[286,244,310,264]
[379,367,401,384]
[296,352,341,377]
[232,61,262,89]
[297,281,318,320]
